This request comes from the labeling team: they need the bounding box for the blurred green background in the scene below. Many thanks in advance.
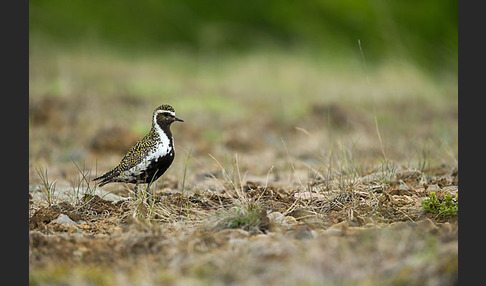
[29,0,458,175]
[30,0,457,75]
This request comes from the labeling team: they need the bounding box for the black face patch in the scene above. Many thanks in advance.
[156,112,173,127]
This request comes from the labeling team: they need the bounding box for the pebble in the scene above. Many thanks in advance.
[284,216,298,225]
[324,221,348,235]
[396,170,422,181]
[442,186,458,194]
[292,225,315,240]
[217,228,250,240]
[267,212,285,224]
[415,218,438,232]
[51,214,78,226]
[426,184,441,193]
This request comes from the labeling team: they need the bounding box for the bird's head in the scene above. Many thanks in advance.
[153,104,184,128]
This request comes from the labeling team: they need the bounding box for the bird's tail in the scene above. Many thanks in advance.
[92,169,117,187]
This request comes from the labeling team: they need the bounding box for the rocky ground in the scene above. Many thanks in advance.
[29,162,458,285]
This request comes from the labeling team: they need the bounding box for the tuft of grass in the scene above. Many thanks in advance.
[422,192,458,217]
[417,145,430,173]
[130,172,161,223]
[214,199,269,234]
[35,167,57,206]
[208,153,270,234]
[180,148,192,195]
[72,160,98,205]
[179,147,193,220]
[375,159,399,189]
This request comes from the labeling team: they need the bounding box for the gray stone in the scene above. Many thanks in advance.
[51,214,78,226]
[267,212,285,224]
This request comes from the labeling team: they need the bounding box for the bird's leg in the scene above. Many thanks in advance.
[134,183,139,200]
[145,172,158,204]
[145,182,152,204]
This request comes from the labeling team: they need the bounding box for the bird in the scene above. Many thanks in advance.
[93,104,184,199]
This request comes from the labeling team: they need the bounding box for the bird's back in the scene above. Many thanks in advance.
[94,130,159,186]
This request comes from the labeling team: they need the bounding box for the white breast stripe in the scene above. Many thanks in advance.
[125,121,172,175]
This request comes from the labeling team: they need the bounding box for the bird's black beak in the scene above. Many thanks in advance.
[175,116,184,122]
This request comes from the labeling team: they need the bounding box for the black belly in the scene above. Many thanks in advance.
[138,153,174,184]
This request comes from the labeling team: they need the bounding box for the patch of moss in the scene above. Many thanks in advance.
[422,192,458,217]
